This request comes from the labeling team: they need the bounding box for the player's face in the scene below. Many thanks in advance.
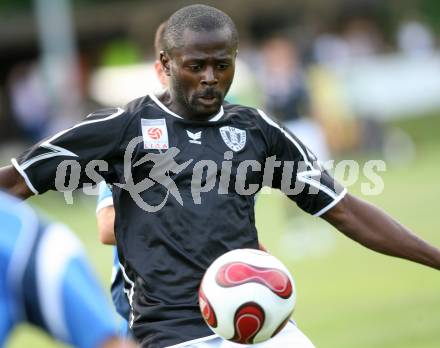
[162,28,237,120]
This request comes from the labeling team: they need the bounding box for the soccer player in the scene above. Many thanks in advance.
[0,190,137,348]
[1,4,440,348]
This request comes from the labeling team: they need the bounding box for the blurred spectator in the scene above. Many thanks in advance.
[7,62,51,142]
[259,36,309,122]
[342,16,383,57]
[258,36,329,160]
[312,15,387,154]
[307,65,360,154]
[397,19,436,56]
[314,16,383,65]
[314,33,353,66]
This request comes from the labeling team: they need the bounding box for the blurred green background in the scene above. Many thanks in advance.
[4,112,440,348]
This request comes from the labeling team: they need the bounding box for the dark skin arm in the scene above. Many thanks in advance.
[0,165,34,199]
[322,193,440,270]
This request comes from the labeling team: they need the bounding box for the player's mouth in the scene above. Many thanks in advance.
[199,95,217,105]
[198,93,221,107]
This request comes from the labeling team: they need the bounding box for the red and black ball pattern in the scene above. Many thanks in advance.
[198,287,217,328]
[199,251,296,344]
[231,302,265,344]
[216,262,293,299]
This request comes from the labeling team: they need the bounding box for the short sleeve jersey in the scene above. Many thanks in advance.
[13,94,346,347]
[96,181,114,213]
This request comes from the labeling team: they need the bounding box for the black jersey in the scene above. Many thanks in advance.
[13,94,346,347]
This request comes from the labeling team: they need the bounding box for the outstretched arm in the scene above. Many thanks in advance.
[322,193,440,270]
[0,165,34,199]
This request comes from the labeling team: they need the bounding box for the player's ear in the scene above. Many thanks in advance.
[160,50,171,77]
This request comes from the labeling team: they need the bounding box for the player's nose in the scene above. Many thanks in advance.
[201,66,218,86]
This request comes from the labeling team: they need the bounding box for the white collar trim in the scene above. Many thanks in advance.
[149,93,224,122]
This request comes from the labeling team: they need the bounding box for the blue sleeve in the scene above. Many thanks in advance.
[96,181,113,212]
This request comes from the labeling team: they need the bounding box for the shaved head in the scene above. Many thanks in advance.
[163,4,238,53]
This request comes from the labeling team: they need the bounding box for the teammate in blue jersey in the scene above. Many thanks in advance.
[0,190,136,348]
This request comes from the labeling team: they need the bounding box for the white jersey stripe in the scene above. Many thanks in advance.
[36,223,84,342]
[257,109,313,169]
[20,140,78,171]
[11,158,39,195]
[149,93,224,122]
[119,262,136,328]
[313,188,347,217]
[257,109,340,200]
[19,107,125,170]
[297,170,338,200]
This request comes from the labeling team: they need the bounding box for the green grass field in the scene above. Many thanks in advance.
[5,113,440,347]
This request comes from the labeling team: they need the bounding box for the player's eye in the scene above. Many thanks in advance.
[188,64,202,71]
[217,63,229,70]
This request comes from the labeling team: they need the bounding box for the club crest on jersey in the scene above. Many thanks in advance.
[219,126,246,152]
[141,118,169,150]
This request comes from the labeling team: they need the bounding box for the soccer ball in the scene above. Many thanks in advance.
[198,248,296,344]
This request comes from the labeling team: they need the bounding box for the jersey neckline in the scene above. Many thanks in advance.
[149,92,224,122]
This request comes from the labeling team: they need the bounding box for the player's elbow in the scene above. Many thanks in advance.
[321,193,357,232]
[321,193,382,243]
[98,228,116,245]
[96,207,116,245]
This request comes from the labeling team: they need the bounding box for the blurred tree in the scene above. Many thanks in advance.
[100,39,142,66]
[0,0,32,11]
[419,0,440,33]
[0,0,143,12]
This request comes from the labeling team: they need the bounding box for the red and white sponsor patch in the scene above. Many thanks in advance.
[141,119,169,150]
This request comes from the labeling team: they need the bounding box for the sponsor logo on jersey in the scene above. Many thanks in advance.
[219,126,246,152]
[186,130,202,145]
[141,119,169,150]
